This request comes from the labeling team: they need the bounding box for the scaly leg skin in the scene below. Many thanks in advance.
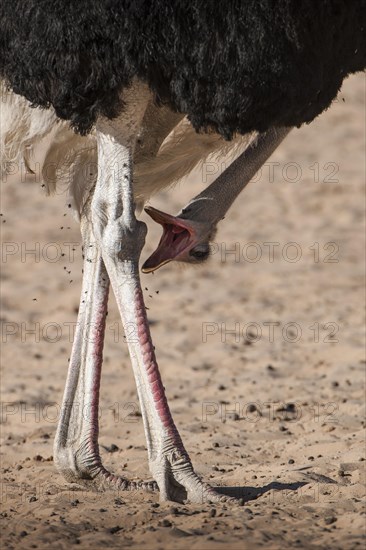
[92,82,235,504]
[53,213,156,493]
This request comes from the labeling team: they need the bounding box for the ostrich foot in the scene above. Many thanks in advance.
[54,442,157,493]
[57,454,239,505]
[56,438,235,503]
[149,447,237,504]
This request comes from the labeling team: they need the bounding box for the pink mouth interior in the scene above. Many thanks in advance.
[142,208,196,272]
[166,224,191,249]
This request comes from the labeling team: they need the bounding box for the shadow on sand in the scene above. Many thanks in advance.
[214,481,309,503]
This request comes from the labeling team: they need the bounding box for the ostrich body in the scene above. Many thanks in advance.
[1,2,365,503]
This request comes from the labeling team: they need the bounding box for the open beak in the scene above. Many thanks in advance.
[142,206,210,273]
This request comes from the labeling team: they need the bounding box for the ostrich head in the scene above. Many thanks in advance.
[142,205,217,272]
[142,128,291,273]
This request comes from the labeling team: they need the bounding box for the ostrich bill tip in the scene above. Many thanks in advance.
[142,206,213,273]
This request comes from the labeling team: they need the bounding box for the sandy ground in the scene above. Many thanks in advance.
[0,73,365,549]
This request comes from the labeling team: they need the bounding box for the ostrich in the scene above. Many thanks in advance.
[1,2,365,504]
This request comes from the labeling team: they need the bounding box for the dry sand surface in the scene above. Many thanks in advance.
[1,73,365,549]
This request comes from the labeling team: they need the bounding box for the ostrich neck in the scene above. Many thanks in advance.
[178,127,291,224]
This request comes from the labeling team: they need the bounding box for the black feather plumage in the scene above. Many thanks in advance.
[1,0,365,137]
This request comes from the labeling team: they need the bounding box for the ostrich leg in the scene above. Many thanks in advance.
[143,127,291,271]
[54,213,156,492]
[92,86,233,504]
